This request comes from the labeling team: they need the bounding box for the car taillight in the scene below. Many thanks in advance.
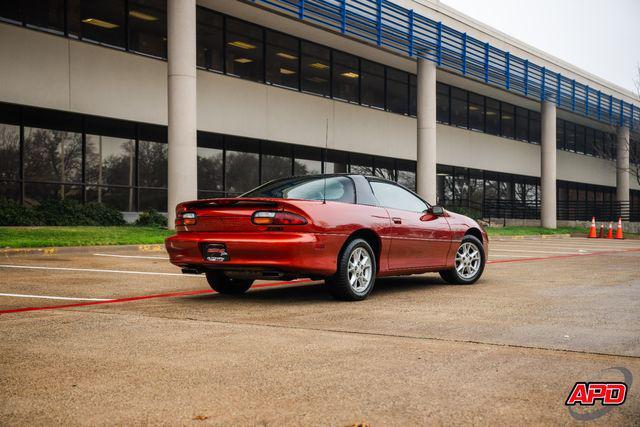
[176,211,197,226]
[252,211,307,225]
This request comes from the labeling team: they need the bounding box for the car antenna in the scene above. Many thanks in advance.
[323,117,328,204]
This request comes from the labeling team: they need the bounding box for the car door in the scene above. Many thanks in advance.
[369,180,452,270]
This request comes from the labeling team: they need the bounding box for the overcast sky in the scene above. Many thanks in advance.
[440,0,640,95]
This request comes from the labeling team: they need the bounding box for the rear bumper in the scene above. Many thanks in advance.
[165,232,346,277]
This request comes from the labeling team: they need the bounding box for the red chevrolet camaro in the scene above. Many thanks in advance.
[165,174,488,300]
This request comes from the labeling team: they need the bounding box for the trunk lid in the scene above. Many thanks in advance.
[177,198,284,232]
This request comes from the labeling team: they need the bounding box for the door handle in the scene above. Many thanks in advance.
[392,217,402,224]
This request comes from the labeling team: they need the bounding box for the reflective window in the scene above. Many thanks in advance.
[386,68,408,114]
[225,136,259,195]
[361,61,385,109]
[529,111,541,144]
[500,103,515,139]
[324,150,348,174]
[575,125,586,154]
[128,0,166,58]
[397,159,416,191]
[197,132,223,198]
[24,0,65,34]
[85,117,135,187]
[450,87,468,128]
[332,51,359,103]
[244,176,355,203]
[565,121,575,152]
[138,127,167,188]
[585,127,595,156]
[349,153,373,175]
[196,8,223,72]
[25,183,82,205]
[409,75,417,117]
[515,107,529,142]
[557,119,565,150]
[301,42,330,97]
[374,157,395,181]
[266,31,299,90]
[485,98,500,136]
[0,105,20,182]
[225,18,263,82]
[293,146,322,175]
[468,93,484,131]
[370,181,427,212]
[436,83,450,124]
[69,0,126,48]
[261,142,292,183]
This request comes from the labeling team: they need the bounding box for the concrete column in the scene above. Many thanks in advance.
[540,101,557,229]
[616,126,630,206]
[167,0,198,229]
[416,58,437,205]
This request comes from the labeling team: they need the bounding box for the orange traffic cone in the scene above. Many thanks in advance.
[607,221,613,239]
[615,217,624,239]
[588,217,597,238]
[599,223,604,238]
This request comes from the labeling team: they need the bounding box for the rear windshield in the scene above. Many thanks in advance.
[242,176,355,203]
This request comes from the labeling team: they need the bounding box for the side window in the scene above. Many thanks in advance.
[370,181,427,212]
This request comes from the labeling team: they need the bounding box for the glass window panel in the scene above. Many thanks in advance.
[515,107,529,142]
[332,51,359,103]
[128,0,166,58]
[225,136,259,195]
[585,127,595,156]
[197,132,223,193]
[557,119,565,150]
[397,159,416,191]
[0,181,20,201]
[529,111,541,144]
[139,188,166,211]
[0,123,20,182]
[24,127,82,183]
[24,0,65,34]
[138,139,167,188]
[500,103,515,139]
[196,7,223,72]
[265,30,299,90]
[436,83,450,124]
[70,0,126,48]
[468,93,484,132]
[565,121,576,152]
[225,18,263,82]
[324,150,348,174]
[349,153,372,175]
[24,183,83,205]
[454,168,469,202]
[485,179,499,200]
[0,1,22,24]
[86,185,136,211]
[261,142,292,183]
[436,165,453,203]
[409,74,417,117]
[469,170,483,205]
[575,125,586,154]
[374,157,395,181]
[370,181,427,212]
[450,87,468,128]
[86,135,135,186]
[386,68,408,114]
[499,180,512,200]
[361,61,385,109]
[300,41,330,97]
[485,98,500,135]
[293,146,322,175]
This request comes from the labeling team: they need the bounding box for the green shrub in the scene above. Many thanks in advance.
[135,209,167,228]
[0,199,125,226]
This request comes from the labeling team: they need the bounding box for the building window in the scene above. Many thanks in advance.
[450,87,467,128]
[515,107,529,142]
[332,51,359,103]
[585,127,595,156]
[324,150,348,174]
[300,42,330,97]
[468,93,485,132]
[69,0,126,49]
[529,111,541,144]
[138,124,167,211]
[261,141,292,183]
[409,75,417,117]
[557,119,565,150]
[436,83,450,124]
[225,136,259,195]
[24,0,65,34]
[386,68,409,115]
[225,18,263,82]
[565,121,575,152]
[374,157,395,180]
[361,61,385,109]
[349,153,372,175]
[197,132,223,199]
[293,146,322,175]
[196,7,223,72]
[0,105,20,184]
[575,125,586,154]
[485,98,500,136]
[500,103,515,139]
[397,159,416,191]
[265,30,299,90]
[128,0,167,58]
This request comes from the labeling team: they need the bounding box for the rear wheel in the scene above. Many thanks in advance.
[326,238,376,301]
[205,271,253,294]
[439,235,485,285]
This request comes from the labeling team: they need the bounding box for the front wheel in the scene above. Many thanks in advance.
[326,238,377,301]
[439,235,485,285]
[205,271,253,294]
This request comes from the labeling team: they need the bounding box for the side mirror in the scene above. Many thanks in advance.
[430,205,445,216]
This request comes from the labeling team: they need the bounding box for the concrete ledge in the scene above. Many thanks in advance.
[0,244,166,257]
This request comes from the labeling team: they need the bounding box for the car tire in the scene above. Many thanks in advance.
[205,271,254,294]
[439,235,485,285]
[326,238,377,301]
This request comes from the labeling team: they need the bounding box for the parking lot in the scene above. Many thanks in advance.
[1,237,639,425]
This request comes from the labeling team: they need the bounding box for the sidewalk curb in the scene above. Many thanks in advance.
[0,244,166,257]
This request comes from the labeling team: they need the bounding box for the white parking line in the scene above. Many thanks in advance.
[489,249,583,254]
[489,254,540,258]
[491,244,624,251]
[0,265,198,277]
[0,293,112,301]
[93,253,169,260]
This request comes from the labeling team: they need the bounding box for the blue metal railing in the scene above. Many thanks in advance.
[250,0,639,130]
